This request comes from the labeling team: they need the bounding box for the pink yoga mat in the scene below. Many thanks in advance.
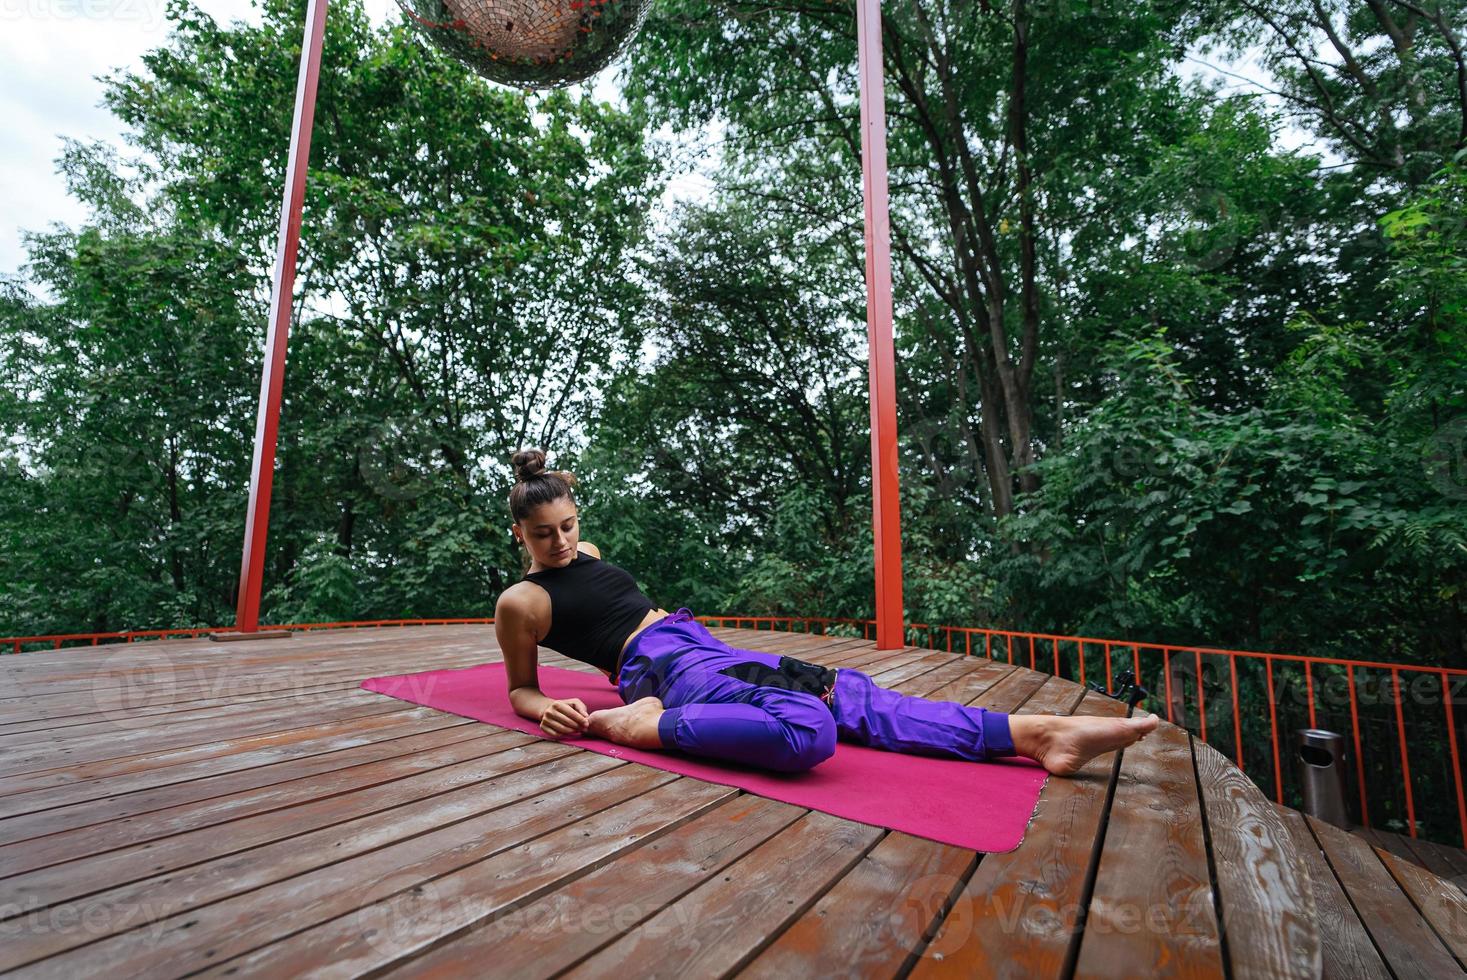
[360,662,1050,853]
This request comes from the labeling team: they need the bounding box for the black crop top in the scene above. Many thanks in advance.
[522,551,657,675]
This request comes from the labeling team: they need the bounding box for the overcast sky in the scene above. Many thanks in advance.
[1,0,338,276]
[2,1,1295,287]
[0,0,714,284]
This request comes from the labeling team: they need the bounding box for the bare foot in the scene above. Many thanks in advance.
[587,696,666,750]
[1009,712,1161,776]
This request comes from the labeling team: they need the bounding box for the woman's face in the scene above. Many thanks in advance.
[514,497,580,568]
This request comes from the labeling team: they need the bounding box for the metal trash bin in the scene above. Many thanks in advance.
[1296,728,1351,828]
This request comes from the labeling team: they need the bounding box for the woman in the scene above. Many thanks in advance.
[494,449,1159,775]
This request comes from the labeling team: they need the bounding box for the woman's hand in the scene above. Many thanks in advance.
[539,697,590,737]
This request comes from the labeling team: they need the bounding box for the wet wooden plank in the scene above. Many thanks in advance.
[194,786,788,978]
[1375,847,1467,969]
[2,630,486,694]
[739,829,977,978]
[0,690,411,776]
[1,679,376,736]
[1411,836,1467,881]
[0,737,582,926]
[1071,719,1225,978]
[1011,673,1089,716]
[554,810,883,977]
[0,705,463,800]
[1192,739,1319,978]
[769,636,875,658]
[382,796,805,978]
[1403,836,1465,881]
[0,677,365,738]
[908,691,1128,979]
[1274,804,1389,980]
[1357,826,1421,867]
[0,633,491,744]
[1,684,385,752]
[0,708,469,813]
[1362,825,1467,886]
[1307,813,1464,979]
[13,765,695,977]
[891,655,1006,698]
[0,628,492,705]
[866,650,980,688]
[0,728,516,871]
[699,629,827,658]
[967,667,1049,712]
[922,661,1019,703]
[708,629,864,659]
[0,749,626,972]
[819,645,922,674]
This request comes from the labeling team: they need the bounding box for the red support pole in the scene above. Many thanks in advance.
[231,0,330,633]
[854,0,905,651]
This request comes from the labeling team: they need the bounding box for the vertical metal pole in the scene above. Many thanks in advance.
[855,0,906,650]
[233,0,330,633]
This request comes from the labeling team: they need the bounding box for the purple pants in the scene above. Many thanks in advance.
[613,609,1018,773]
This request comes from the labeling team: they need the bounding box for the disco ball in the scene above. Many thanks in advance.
[396,0,652,88]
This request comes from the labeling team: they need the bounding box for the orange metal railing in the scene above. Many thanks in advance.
[0,618,495,654]
[7,613,1464,847]
[699,614,1467,849]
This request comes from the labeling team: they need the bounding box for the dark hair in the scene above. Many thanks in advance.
[508,448,578,524]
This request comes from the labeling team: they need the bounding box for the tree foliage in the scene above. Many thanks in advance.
[0,0,660,633]
[0,0,1462,676]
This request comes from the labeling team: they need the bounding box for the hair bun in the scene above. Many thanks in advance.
[506,448,579,523]
[511,448,548,483]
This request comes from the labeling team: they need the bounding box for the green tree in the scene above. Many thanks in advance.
[0,0,660,632]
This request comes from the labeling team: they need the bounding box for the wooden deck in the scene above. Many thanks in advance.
[1349,823,1467,895]
[1277,806,1467,978]
[0,623,1460,977]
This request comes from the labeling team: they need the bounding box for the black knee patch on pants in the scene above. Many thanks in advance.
[717,656,837,708]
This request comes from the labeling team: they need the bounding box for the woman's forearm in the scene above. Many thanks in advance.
[509,686,554,724]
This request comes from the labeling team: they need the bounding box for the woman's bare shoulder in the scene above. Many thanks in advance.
[578,541,602,559]
[496,581,550,623]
